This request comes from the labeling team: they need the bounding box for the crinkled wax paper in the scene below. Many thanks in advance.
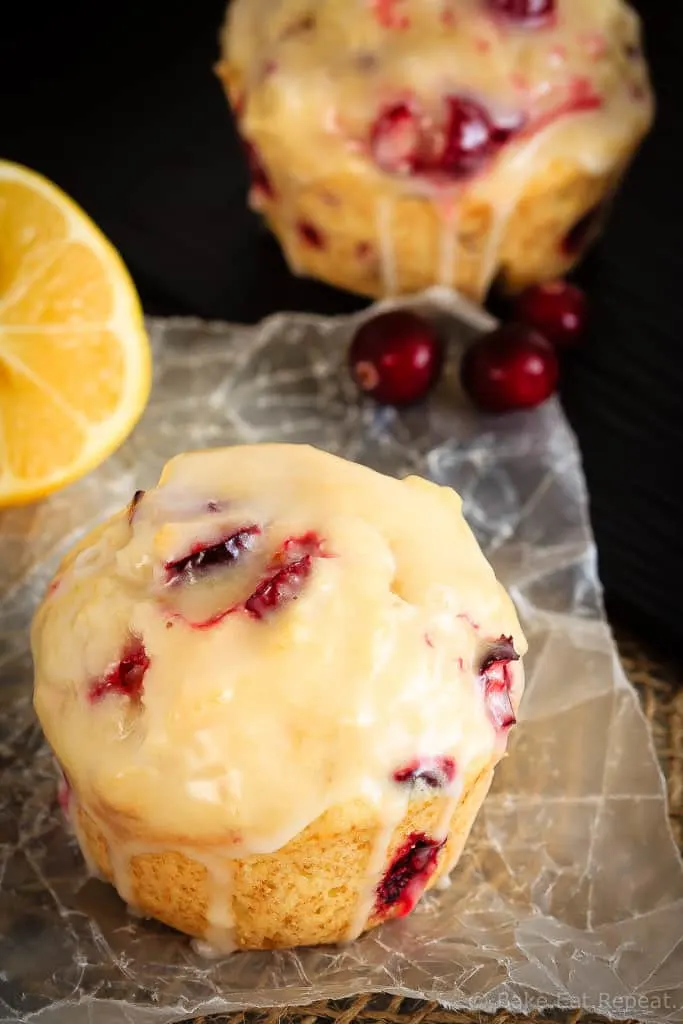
[1,289,682,1024]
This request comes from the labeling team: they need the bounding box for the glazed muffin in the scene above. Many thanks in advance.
[217,0,653,302]
[32,444,526,952]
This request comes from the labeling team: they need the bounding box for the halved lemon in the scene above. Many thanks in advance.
[0,160,151,506]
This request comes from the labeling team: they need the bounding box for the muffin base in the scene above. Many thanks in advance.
[72,762,495,951]
[216,62,644,303]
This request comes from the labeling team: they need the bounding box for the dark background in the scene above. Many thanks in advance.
[2,1,681,653]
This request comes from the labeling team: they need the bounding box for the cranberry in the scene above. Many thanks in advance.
[460,324,559,413]
[372,0,410,29]
[562,204,604,256]
[370,103,423,175]
[480,636,519,730]
[245,557,312,618]
[244,533,323,619]
[486,0,555,25]
[439,97,495,178]
[349,311,443,406]
[128,489,144,525]
[166,527,261,584]
[89,639,150,703]
[375,833,446,917]
[242,140,274,198]
[297,221,325,249]
[393,756,456,789]
[514,281,587,348]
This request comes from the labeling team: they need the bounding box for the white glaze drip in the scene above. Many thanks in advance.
[437,197,460,289]
[344,790,409,942]
[375,197,397,295]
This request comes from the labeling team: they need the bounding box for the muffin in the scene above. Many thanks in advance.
[32,444,526,952]
[217,0,653,302]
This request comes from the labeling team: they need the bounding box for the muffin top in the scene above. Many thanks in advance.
[223,0,652,194]
[32,445,525,851]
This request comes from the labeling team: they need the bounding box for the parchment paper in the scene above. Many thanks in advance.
[1,289,682,1024]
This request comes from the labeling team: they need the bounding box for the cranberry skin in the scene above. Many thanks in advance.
[349,311,444,406]
[460,324,559,413]
[89,640,150,703]
[166,527,261,584]
[440,97,494,178]
[245,555,313,619]
[370,103,422,175]
[242,140,274,198]
[514,281,588,348]
[297,221,325,249]
[486,0,555,25]
[375,832,446,917]
[393,756,456,789]
[480,636,519,731]
[244,533,324,620]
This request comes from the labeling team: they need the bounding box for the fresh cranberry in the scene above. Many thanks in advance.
[439,97,495,178]
[297,221,325,249]
[166,527,261,584]
[89,640,150,703]
[393,756,456,789]
[486,0,555,25]
[242,140,274,198]
[562,204,604,255]
[349,311,443,406]
[244,533,324,619]
[514,281,587,348]
[480,636,519,730]
[128,489,144,525]
[460,324,559,413]
[370,103,423,175]
[375,833,446,917]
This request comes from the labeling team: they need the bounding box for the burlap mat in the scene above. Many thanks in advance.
[187,627,682,1024]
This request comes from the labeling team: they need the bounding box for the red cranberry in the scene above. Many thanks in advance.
[439,97,495,178]
[370,103,423,175]
[349,311,443,406]
[89,640,150,703]
[244,533,324,619]
[393,756,456,790]
[514,281,587,348]
[481,636,519,730]
[242,140,274,198]
[460,324,559,413]
[375,833,446,917]
[486,0,555,25]
[372,0,410,29]
[297,221,325,249]
[245,557,312,618]
[166,527,261,584]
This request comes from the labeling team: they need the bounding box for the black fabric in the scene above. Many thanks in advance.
[2,1,681,651]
